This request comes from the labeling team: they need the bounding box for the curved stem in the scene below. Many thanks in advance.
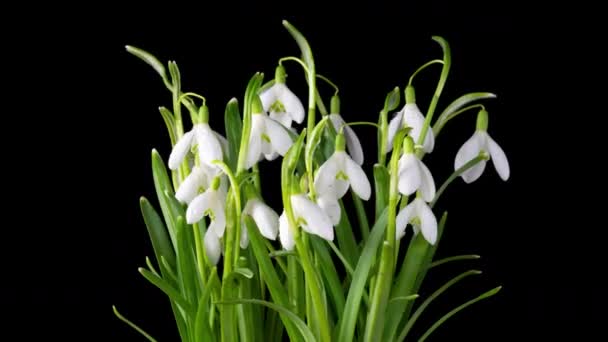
[178,92,207,105]
[433,103,485,137]
[343,121,380,129]
[316,74,339,95]
[279,56,311,76]
[408,59,444,85]
[430,154,487,208]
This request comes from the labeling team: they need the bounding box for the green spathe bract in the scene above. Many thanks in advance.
[117,19,509,342]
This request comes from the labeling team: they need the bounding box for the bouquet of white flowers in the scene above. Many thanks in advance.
[114,20,509,342]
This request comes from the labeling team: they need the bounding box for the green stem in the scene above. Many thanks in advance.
[192,223,208,283]
[416,37,451,158]
[408,59,444,85]
[316,74,339,95]
[430,154,487,208]
[429,254,481,268]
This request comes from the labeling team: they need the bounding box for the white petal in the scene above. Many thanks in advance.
[186,191,213,224]
[486,134,510,181]
[291,194,334,241]
[204,229,221,266]
[395,203,414,240]
[259,85,280,112]
[214,132,229,158]
[196,124,223,167]
[269,111,293,128]
[455,131,484,177]
[314,155,350,199]
[245,116,264,169]
[330,114,364,165]
[175,166,207,204]
[344,154,371,200]
[264,116,293,156]
[317,194,341,225]
[264,151,280,161]
[415,199,438,245]
[240,223,249,249]
[168,130,195,170]
[403,104,434,153]
[279,212,295,250]
[247,199,279,240]
[462,160,487,184]
[397,154,422,196]
[417,159,436,202]
[386,110,403,153]
[209,191,226,237]
[277,83,305,124]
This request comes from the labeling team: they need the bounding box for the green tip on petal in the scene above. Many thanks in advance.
[402,136,415,153]
[330,94,340,114]
[252,95,264,113]
[275,64,286,83]
[198,104,209,123]
[405,85,416,104]
[243,182,258,200]
[476,109,489,131]
[335,132,346,151]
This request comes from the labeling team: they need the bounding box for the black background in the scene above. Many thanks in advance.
[10,1,603,341]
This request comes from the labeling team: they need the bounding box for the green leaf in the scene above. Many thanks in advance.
[112,305,158,342]
[383,212,447,341]
[139,197,176,270]
[418,286,502,342]
[138,267,194,315]
[158,107,177,146]
[334,200,360,267]
[234,267,254,279]
[310,237,346,321]
[433,92,497,136]
[383,86,401,112]
[194,268,220,342]
[373,164,389,221]
[337,208,388,342]
[175,216,201,305]
[218,299,317,342]
[224,98,242,170]
[159,256,178,286]
[397,270,482,341]
[429,254,481,269]
[305,116,329,175]
[351,191,370,240]
[151,149,178,251]
[244,216,303,342]
[125,45,168,84]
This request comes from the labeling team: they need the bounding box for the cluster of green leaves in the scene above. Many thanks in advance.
[115,21,502,342]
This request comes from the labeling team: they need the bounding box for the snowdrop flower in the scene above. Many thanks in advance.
[454,109,510,183]
[175,164,226,204]
[240,198,280,248]
[245,96,294,169]
[186,177,226,237]
[168,106,226,170]
[397,136,436,202]
[314,133,371,201]
[278,194,334,250]
[395,197,438,245]
[387,86,434,153]
[326,94,364,165]
[259,65,304,128]
[316,192,341,225]
[204,229,222,266]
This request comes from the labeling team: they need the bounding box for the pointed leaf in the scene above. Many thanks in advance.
[113,306,158,342]
[138,267,194,315]
[151,149,178,250]
[433,92,497,136]
[383,86,401,112]
[125,45,167,83]
[224,98,242,170]
[140,197,176,270]
[373,164,389,221]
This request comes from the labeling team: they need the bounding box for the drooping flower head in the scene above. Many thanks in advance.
[327,94,364,165]
[278,193,334,250]
[259,65,305,128]
[240,184,280,248]
[246,95,294,169]
[395,197,438,245]
[387,85,435,154]
[397,136,436,202]
[168,105,227,170]
[186,176,226,238]
[454,109,510,183]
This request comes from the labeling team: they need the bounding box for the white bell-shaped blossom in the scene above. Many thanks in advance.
[397,153,436,202]
[186,183,226,237]
[278,194,334,250]
[387,103,435,153]
[314,148,371,201]
[204,228,222,266]
[168,123,225,170]
[246,113,293,169]
[395,198,438,245]
[316,192,341,225]
[260,65,305,128]
[240,198,280,248]
[328,114,364,165]
[175,164,226,204]
[454,130,510,183]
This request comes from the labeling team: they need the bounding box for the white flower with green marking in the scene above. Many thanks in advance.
[168,123,227,170]
[240,198,280,248]
[260,65,305,128]
[328,113,364,165]
[387,86,434,153]
[395,198,438,244]
[454,109,510,183]
[186,177,226,238]
[397,137,436,202]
